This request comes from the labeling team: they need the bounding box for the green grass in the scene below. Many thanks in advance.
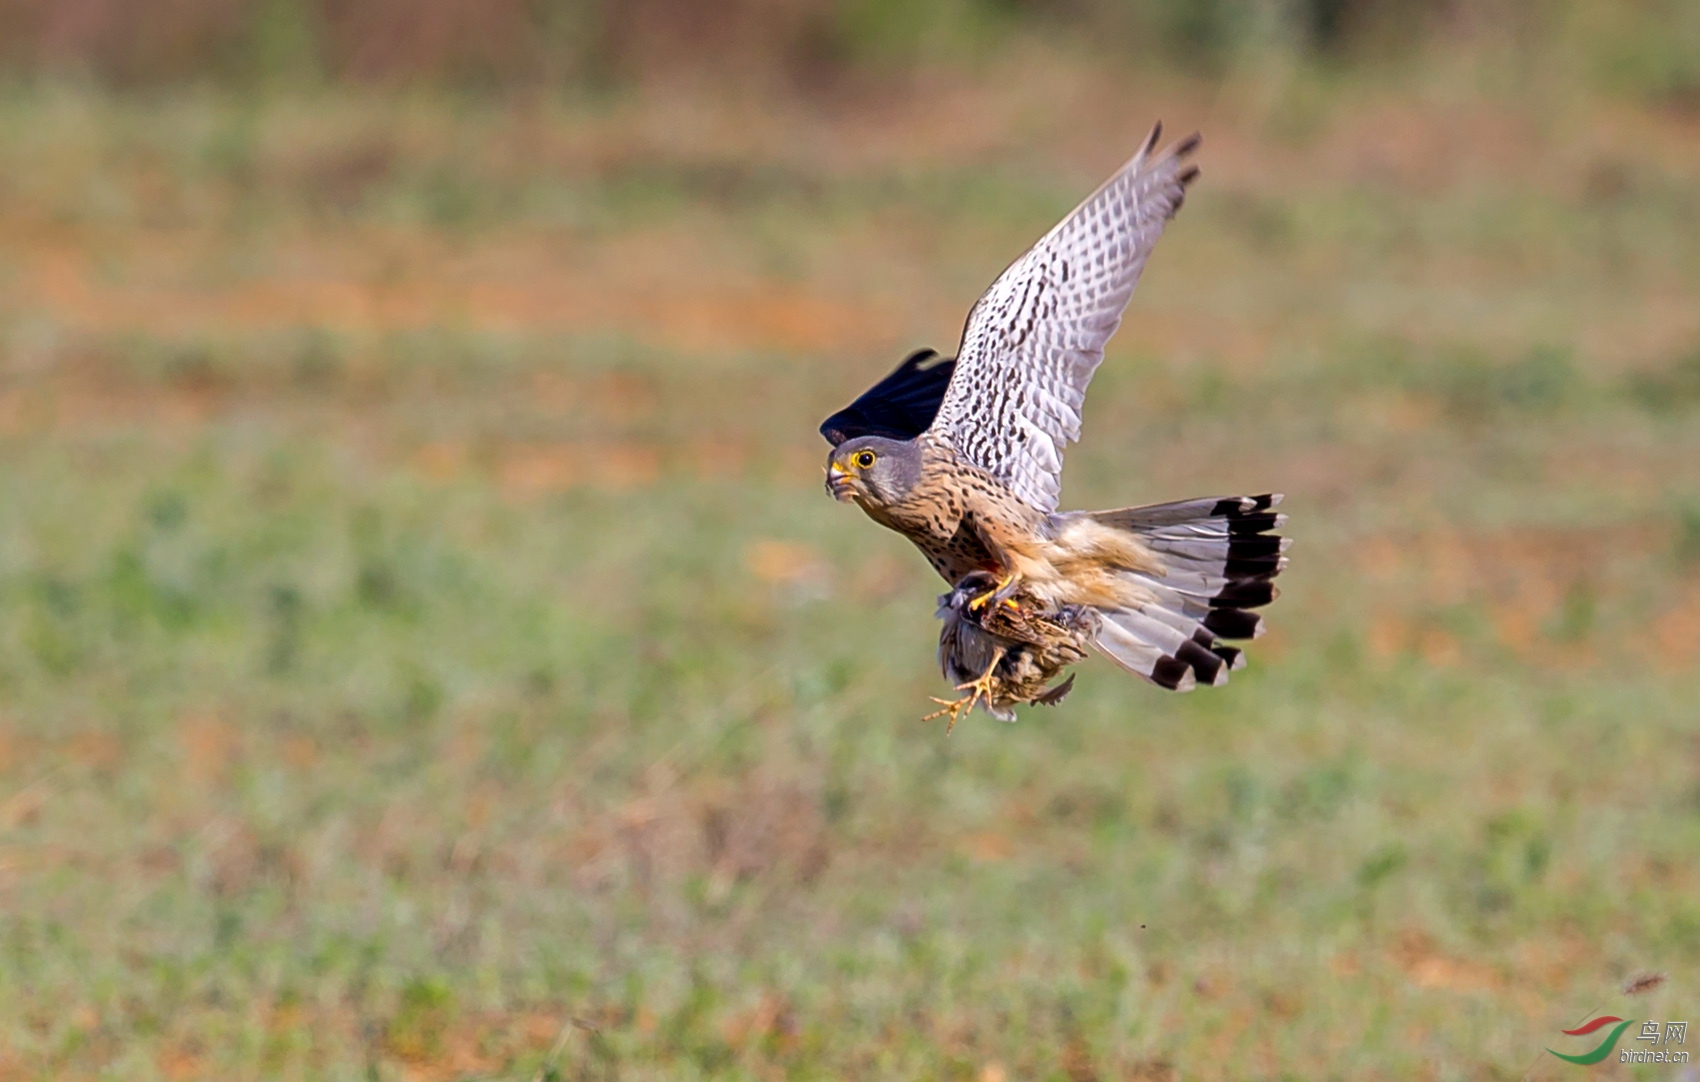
[0,65,1698,1080]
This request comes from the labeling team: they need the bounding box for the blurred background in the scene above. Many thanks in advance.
[0,1,1697,1078]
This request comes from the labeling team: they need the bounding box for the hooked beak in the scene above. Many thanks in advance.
[826,463,855,502]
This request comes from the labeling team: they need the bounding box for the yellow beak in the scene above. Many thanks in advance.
[826,463,854,501]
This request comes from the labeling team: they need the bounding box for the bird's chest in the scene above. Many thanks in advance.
[878,473,1033,579]
[871,486,964,547]
[861,494,981,573]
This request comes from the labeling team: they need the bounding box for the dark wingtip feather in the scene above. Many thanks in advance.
[1149,655,1195,691]
[819,347,955,446]
[1228,536,1286,560]
[1210,581,1279,609]
[1176,639,1228,686]
[1210,643,1246,670]
[1227,511,1286,536]
[1203,609,1264,640]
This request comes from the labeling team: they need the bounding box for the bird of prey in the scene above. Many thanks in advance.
[819,124,1288,725]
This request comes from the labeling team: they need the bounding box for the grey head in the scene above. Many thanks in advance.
[824,435,923,510]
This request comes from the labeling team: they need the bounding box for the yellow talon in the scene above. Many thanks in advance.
[921,695,974,734]
[967,571,1018,612]
[920,648,1005,734]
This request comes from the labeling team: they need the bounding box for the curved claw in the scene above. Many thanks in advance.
[920,647,1006,735]
[921,694,975,734]
[967,571,1020,612]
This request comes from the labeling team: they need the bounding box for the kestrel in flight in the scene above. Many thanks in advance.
[819,124,1287,726]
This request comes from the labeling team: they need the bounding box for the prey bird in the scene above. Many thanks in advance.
[820,123,1288,725]
[932,570,1094,728]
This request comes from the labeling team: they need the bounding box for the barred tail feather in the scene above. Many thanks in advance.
[1092,493,1282,529]
[1094,614,1197,692]
[1088,493,1286,691]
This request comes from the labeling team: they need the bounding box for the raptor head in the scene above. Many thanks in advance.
[825,436,920,508]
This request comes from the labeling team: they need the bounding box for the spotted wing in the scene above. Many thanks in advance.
[928,124,1199,512]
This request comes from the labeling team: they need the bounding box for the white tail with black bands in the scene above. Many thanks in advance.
[1088,493,1286,691]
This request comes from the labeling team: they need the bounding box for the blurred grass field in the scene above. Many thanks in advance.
[1,24,1700,1081]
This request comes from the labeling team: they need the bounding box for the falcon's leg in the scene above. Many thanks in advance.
[922,646,1007,735]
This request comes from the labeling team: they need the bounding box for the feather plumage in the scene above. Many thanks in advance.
[928,124,1201,513]
[820,348,955,446]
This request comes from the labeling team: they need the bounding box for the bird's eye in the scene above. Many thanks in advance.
[853,450,876,469]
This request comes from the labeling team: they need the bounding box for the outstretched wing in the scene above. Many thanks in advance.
[820,348,956,446]
[927,124,1200,512]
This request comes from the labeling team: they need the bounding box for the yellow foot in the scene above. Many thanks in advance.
[921,651,1005,735]
[965,571,1013,612]
[921,693,975,735]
